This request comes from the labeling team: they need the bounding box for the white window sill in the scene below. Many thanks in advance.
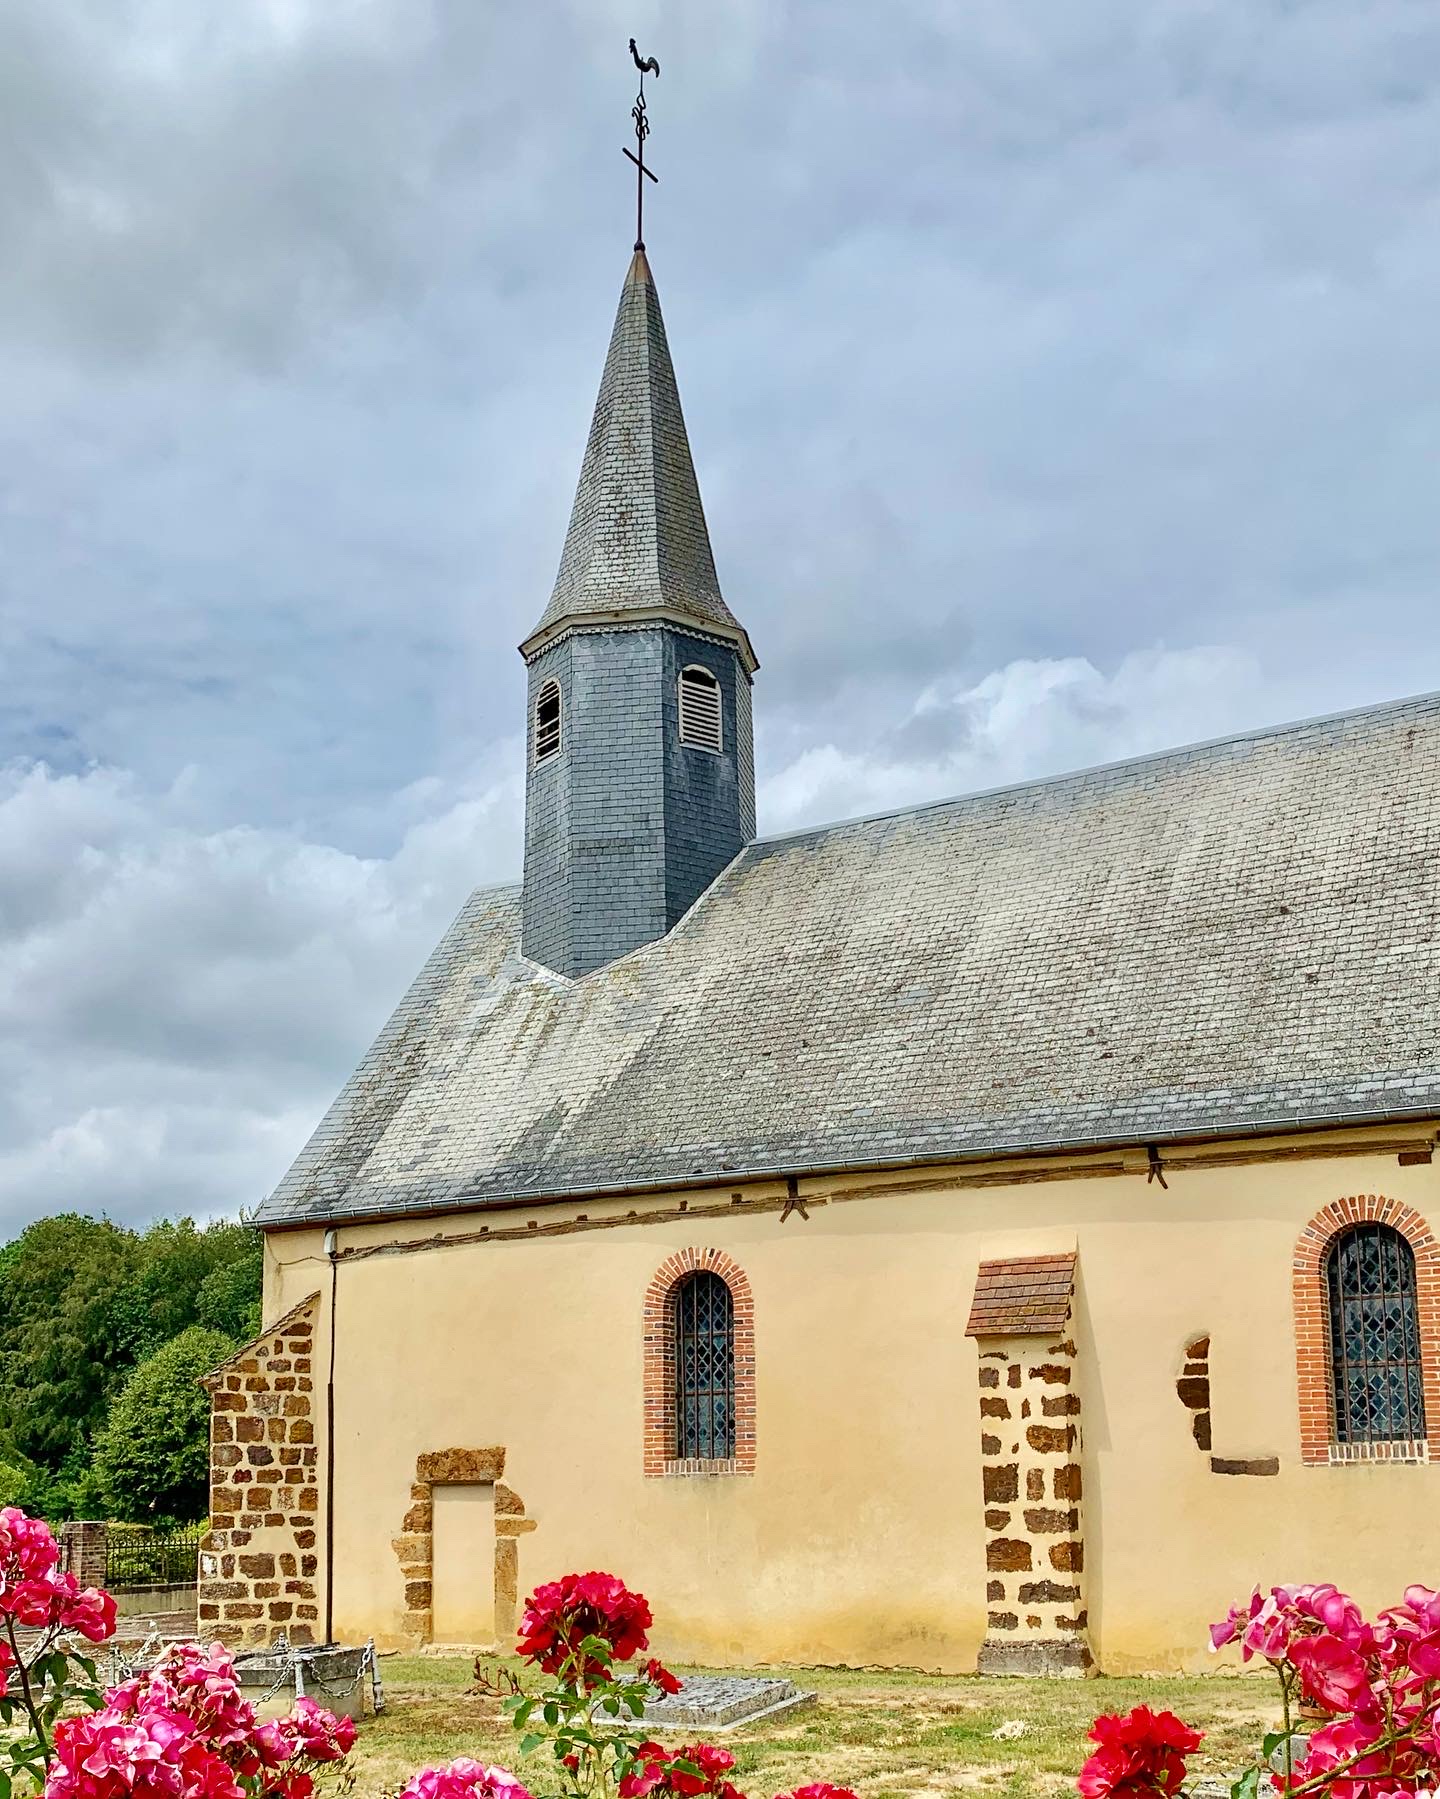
[1328,1439,1429,1465]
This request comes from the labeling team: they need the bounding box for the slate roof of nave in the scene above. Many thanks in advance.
[255,689,1440,1229]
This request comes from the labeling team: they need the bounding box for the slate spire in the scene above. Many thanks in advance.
[520,250,757,673]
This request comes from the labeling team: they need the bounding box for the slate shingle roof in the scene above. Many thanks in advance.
[255,690,1440,1230]
[523,251,756,671]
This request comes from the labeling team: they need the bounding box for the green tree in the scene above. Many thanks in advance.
[90,1326,234,1523]
[111,1220,262,1365]
[0,1216,143,1472]
[195,1246,262,1340]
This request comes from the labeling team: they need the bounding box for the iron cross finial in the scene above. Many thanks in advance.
[623,38,660,252]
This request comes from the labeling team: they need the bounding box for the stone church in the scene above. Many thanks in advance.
[202,243,1440,1677]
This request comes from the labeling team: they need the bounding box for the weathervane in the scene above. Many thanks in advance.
[625,38,660,251]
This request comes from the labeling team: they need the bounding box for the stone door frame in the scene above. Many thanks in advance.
[391,1447,535,1645]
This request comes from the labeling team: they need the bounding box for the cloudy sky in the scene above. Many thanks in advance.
[2,0,1438,1232]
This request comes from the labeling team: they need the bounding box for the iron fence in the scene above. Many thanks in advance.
[103,1524,203,1589]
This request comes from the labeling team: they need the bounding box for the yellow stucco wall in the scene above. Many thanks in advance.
[261,1126,1440,1673]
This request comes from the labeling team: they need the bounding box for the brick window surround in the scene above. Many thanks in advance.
[643,1249,755,1477]
[1294,1195,1440,1466]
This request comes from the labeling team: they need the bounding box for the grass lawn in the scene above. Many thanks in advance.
[347,1656,1273,1799]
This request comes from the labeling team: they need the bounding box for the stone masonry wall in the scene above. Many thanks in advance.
[199,1294,321,1647]
[976,1332,1090,1675]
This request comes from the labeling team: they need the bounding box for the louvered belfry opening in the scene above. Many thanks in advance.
[678,664,722,753]
[1326,1223,1426,1443]
[534,680,561,763]
[672,1271,735,1460]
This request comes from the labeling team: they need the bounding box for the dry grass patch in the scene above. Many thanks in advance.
[347,1657,1273,1799]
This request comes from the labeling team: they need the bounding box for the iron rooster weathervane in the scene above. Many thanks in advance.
[625,38,660,251]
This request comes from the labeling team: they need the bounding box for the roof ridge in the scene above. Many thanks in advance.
[749,685,1440,850]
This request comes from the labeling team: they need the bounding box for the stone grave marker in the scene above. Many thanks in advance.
[636,1674,816,1733]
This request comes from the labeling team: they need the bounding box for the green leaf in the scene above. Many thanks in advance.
[1231,1767,1263,1799]
[519,1733,547,1758]
[624,1688,646,1715]
[543,1703,559,1726]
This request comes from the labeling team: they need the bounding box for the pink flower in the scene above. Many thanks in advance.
[397,1760,535,1799]
[0,1507,62,1590]
[278,1695,356,1763]
[1290,1634,1375,1714]
[516,1571,654,1686]
[45,1708,245,1799]
[776,1787,860,1799]
[61,1584,118,1644]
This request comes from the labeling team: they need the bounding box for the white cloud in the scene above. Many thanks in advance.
[2,1,1439,1230]
[757,645,1266,833]
[0,750,522,1226]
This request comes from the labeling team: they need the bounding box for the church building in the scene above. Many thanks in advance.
[201,238,1440,1678]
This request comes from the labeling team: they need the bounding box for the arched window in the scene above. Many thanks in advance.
[678,665,722,753]
[1327,1223,1426,1444]
[672,1271,735,1460]
[534,680,561,763]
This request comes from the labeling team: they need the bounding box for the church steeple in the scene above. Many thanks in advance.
[519,249,757,675]
[518,250,758,980]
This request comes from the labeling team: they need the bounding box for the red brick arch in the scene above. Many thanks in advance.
[642,1248,756,1477]
[1293,1195,1440,1465]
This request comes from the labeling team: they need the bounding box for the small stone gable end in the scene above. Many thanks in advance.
[199,1292,322,1647]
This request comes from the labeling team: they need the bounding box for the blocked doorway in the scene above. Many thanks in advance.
[391,1447,537,1647]
[431,1483,496,1645]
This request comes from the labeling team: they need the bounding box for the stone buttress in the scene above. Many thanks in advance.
[965,1253,1092,1676]
[199,1295,322,1647]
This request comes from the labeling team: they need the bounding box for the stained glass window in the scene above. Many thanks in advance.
[1326,1223,1426,1444]
[673,1272,735,1460]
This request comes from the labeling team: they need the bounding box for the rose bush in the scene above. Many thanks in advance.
[44,1638,356,1799]
[1079,1581,1440,1799]
[0,1505,118,1789]
[500,1569,859,1799]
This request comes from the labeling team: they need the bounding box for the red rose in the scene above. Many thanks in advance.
[620,1742,743,1799]
[1078,1707,1203,1799]
[516,1571,654,1688]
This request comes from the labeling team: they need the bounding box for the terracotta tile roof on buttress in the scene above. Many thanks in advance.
[966,1255,1078,1337]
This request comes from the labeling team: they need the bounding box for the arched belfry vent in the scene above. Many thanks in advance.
[679,665,722,752]
[534,680,561,763]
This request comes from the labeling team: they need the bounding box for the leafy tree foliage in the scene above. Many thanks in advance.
[91,1327,237,1524]
[196,1244,264,1341]
[0,1214,261,1519]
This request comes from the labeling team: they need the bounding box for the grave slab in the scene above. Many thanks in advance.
[636,1674,817,1733]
